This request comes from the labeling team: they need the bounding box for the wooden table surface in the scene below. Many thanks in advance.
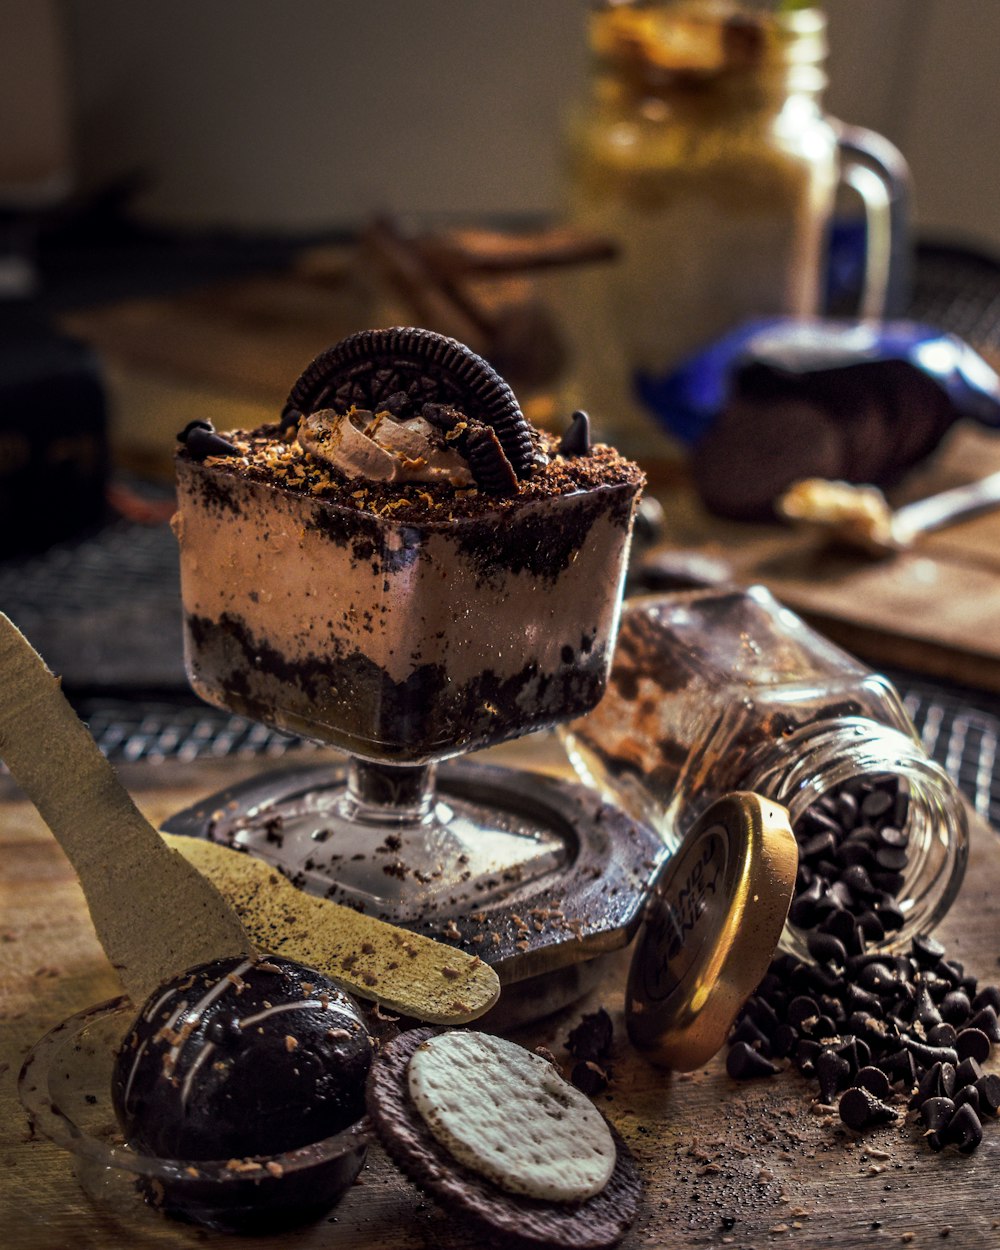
[6,262,1000,1245]
[3,743,1000,1250]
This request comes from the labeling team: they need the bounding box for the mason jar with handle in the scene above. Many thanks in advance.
[561,0,911,461]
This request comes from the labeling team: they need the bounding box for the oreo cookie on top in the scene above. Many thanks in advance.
[281,327,541,497]
[367,1027,642,1250]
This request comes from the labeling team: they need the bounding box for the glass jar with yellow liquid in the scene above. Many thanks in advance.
[562,1,909,463]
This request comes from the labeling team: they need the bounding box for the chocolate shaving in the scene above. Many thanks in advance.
[464,426,519,497]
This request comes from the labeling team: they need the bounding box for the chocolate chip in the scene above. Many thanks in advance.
[835,791,859,829]
[966,1005,1000,1043]
[926,1023,958,1048]
[911,985,943,1031]
[954,1085,981,1116]
[787,996,820,1029]
[845,984,883,1016]
[809,1014,838,1040]
[177,420,239,460]
[901,1039,958,1071]
[802,830,838,860]
[836,1034,871,1074]
[955,1028,991,1064]
[726,1041,780,1080]
[817,1049,852,1102]
[921,1095,955,1128]
[835,842,875,870]
[954,1057,983,1088]
[860,790,894,820]
[939,991,972,1025]
[558,410,592,457]
[923,974,954,1004]
[839,1086,897,1131]
[874,846,909,872]
[971,985,1000,1014]
[873,900,905,932]
[729,1015,772,1054]
[855,910,886,943]
[789,881,824,928]
[920,1096,956,1149]
[914,1061,957,1106]
[744,995,781,1035]
[946,1103,983,1154]
[871,870,905,895]
[885,1048,919,1091]
[891,954,917,982]
[807,932,847,966]
[855,1066,891,1100]
[974,1073,1000,1116]
[858,962,896,997]
[770,1023,799,1059]
[566,1007,614,1062]
[793,1038,821,1075]
[840,864,878,898]
[939,959,967,987]
[821,910,866,954]
[571,1059,610,1096]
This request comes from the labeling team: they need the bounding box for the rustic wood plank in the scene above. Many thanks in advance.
[2,750,999,1250]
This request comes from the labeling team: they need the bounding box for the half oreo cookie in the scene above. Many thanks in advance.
[282,327,538,480]
[367,1026,642,1250]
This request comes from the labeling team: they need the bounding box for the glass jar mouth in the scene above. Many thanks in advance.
[746,717,969,957]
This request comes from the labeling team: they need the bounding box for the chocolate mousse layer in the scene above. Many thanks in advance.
[174,423,642,762]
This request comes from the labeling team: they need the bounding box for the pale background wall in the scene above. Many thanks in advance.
[21,0,1000,250]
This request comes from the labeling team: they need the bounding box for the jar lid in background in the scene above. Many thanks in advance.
[626,792,798,1071]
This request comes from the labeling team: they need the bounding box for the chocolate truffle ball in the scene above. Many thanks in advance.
[112,955,372,1160]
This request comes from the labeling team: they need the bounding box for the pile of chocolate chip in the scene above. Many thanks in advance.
[788,775,909,945]
[727,932,1000,1155]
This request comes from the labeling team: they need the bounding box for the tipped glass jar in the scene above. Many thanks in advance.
[560,585,968,958]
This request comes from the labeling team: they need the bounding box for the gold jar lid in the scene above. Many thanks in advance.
[626,792,798,1071]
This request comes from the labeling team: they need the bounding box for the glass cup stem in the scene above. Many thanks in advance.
[339,757,437,826]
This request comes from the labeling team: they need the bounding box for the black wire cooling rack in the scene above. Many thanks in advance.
[58,670,1000,828]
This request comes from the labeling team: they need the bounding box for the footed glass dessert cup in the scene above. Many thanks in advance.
[173,328,644,922]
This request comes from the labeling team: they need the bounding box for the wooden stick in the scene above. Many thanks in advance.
[0,613,255,1003]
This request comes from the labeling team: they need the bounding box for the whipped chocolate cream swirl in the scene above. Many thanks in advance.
[283,327,541,497]
[298,407,475,489]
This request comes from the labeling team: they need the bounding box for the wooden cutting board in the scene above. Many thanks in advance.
[647,423,1000,693]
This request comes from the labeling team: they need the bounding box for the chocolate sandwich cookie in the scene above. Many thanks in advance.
[367,1027,642,1250]
[282,327,540,480]
[691,394,843,521]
